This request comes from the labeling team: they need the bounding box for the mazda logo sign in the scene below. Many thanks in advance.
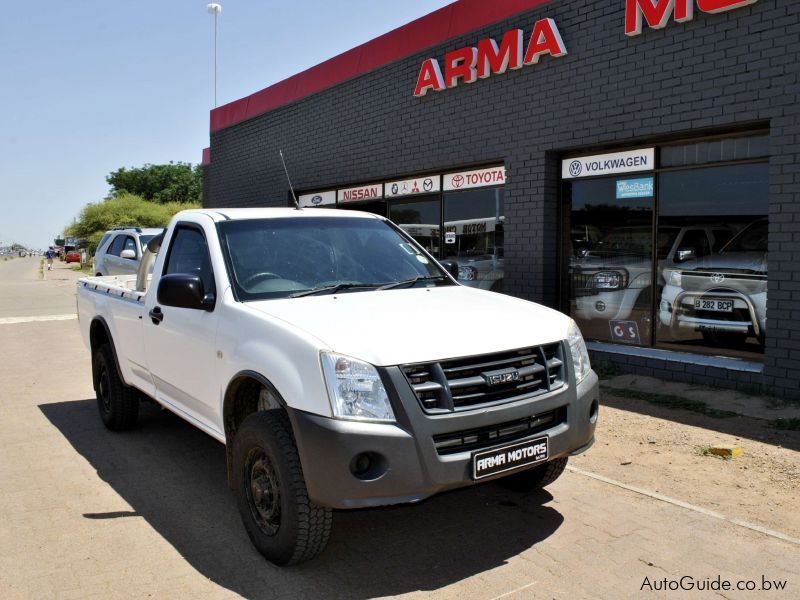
[710,273,725,284]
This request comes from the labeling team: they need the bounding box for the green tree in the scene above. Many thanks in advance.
[65,193,200,253]
[106,162,203,204]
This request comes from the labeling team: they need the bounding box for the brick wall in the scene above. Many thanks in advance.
[205,0,800,397]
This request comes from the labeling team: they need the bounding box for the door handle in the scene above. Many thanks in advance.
[149,306,164,325]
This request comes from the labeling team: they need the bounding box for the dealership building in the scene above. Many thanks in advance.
[203,0,800,398]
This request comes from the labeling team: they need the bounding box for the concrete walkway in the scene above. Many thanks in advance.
[0,257,797,599]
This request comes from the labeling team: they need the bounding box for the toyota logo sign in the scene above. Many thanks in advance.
[568,160,583,177]
[710,273,726,284]
[451,174,465,188]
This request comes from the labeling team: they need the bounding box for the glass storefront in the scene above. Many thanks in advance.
[390,196,441,257]
[444,188,505,292]
[309,169,505,291]
[563,134,768,360]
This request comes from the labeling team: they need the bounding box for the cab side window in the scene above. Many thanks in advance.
[164,227,215,294]
[122,236,137,255]
[107,235,127,257]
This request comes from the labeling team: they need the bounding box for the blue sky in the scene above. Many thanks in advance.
[0,1,452,248]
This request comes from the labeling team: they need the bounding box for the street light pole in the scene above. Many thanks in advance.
[207,3,222,107]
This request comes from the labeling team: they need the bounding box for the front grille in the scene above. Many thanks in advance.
[572,271,595,297]
[402,343,565,413]
[433,407,567,455]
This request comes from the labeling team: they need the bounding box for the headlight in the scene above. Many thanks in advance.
[667,270,682,287]
[458,266,477,281]
[567,321,591,384]
[320,352,395,422]
[592,270,625,290]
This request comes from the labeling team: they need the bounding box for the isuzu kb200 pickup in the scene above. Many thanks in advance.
[77,208,598,565]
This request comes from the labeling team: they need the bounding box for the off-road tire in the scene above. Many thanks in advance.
[232,411,332,565]
[498,457,569,492]
[93,343,139,431]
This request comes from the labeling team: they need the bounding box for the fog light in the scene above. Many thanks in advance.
[349,452,387,481]
[595,301,606,312]
[589,399,599,424]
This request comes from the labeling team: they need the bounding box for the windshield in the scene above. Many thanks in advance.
[721,220,767,254]
[219,217,451,300]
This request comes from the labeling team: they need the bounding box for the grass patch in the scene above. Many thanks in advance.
[70,264,93,274]
[694,445,732,460]
[594,364,620,380]
[603,386,738,418]
[770,418,800,431]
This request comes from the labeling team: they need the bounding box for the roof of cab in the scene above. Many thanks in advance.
[178,207,384,223]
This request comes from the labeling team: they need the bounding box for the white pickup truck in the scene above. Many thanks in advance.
[77,208,598,565]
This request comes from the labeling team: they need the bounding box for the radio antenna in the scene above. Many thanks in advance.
[279,149,301,210]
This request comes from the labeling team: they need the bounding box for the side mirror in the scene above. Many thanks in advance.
[675,248,696,263]
[157,274,215,311]
[439,260,460,280]
[120,249,137,260]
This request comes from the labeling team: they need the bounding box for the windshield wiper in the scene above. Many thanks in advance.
[288,283,381,298]
[378,275,449,290]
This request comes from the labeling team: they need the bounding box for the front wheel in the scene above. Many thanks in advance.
[232,411,332,565]
[497,457,569,492]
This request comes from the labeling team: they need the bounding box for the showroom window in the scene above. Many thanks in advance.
[444,187,505,292]
[562,134,768,360]
[317,166,506,286]
[390,196,441,257]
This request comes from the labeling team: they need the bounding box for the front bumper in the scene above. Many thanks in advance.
[288,366,599,509]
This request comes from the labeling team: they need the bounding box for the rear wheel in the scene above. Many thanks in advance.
[93,343,139,430]
[233,411,332,565]
[498,457,569,492]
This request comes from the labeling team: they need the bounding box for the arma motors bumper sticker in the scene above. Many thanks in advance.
[472,436,549,480]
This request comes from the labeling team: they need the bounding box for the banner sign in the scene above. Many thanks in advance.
[616,177,654,199]
[562,148,655,180]
[385,175,440,198]
[443,166,506,191]
[338,184,383,203]
[298,190,336,207]
[414,18,567,97]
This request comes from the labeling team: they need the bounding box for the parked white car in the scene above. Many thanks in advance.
[659,219,767,346]
[93,227,164,276]
[572,225,733,330]
[77,208,598,565]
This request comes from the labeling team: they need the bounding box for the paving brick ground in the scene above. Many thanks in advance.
[0,258,797,599]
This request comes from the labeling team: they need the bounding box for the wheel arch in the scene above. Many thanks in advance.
[222,371,288,489]
[89,317,125,390]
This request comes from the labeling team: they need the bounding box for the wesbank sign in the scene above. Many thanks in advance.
[413,18,567,97]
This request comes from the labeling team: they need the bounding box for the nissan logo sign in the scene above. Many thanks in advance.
[710,273,725,284]
[568,160,583,177]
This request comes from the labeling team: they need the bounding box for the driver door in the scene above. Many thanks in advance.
[143,224,221,431]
